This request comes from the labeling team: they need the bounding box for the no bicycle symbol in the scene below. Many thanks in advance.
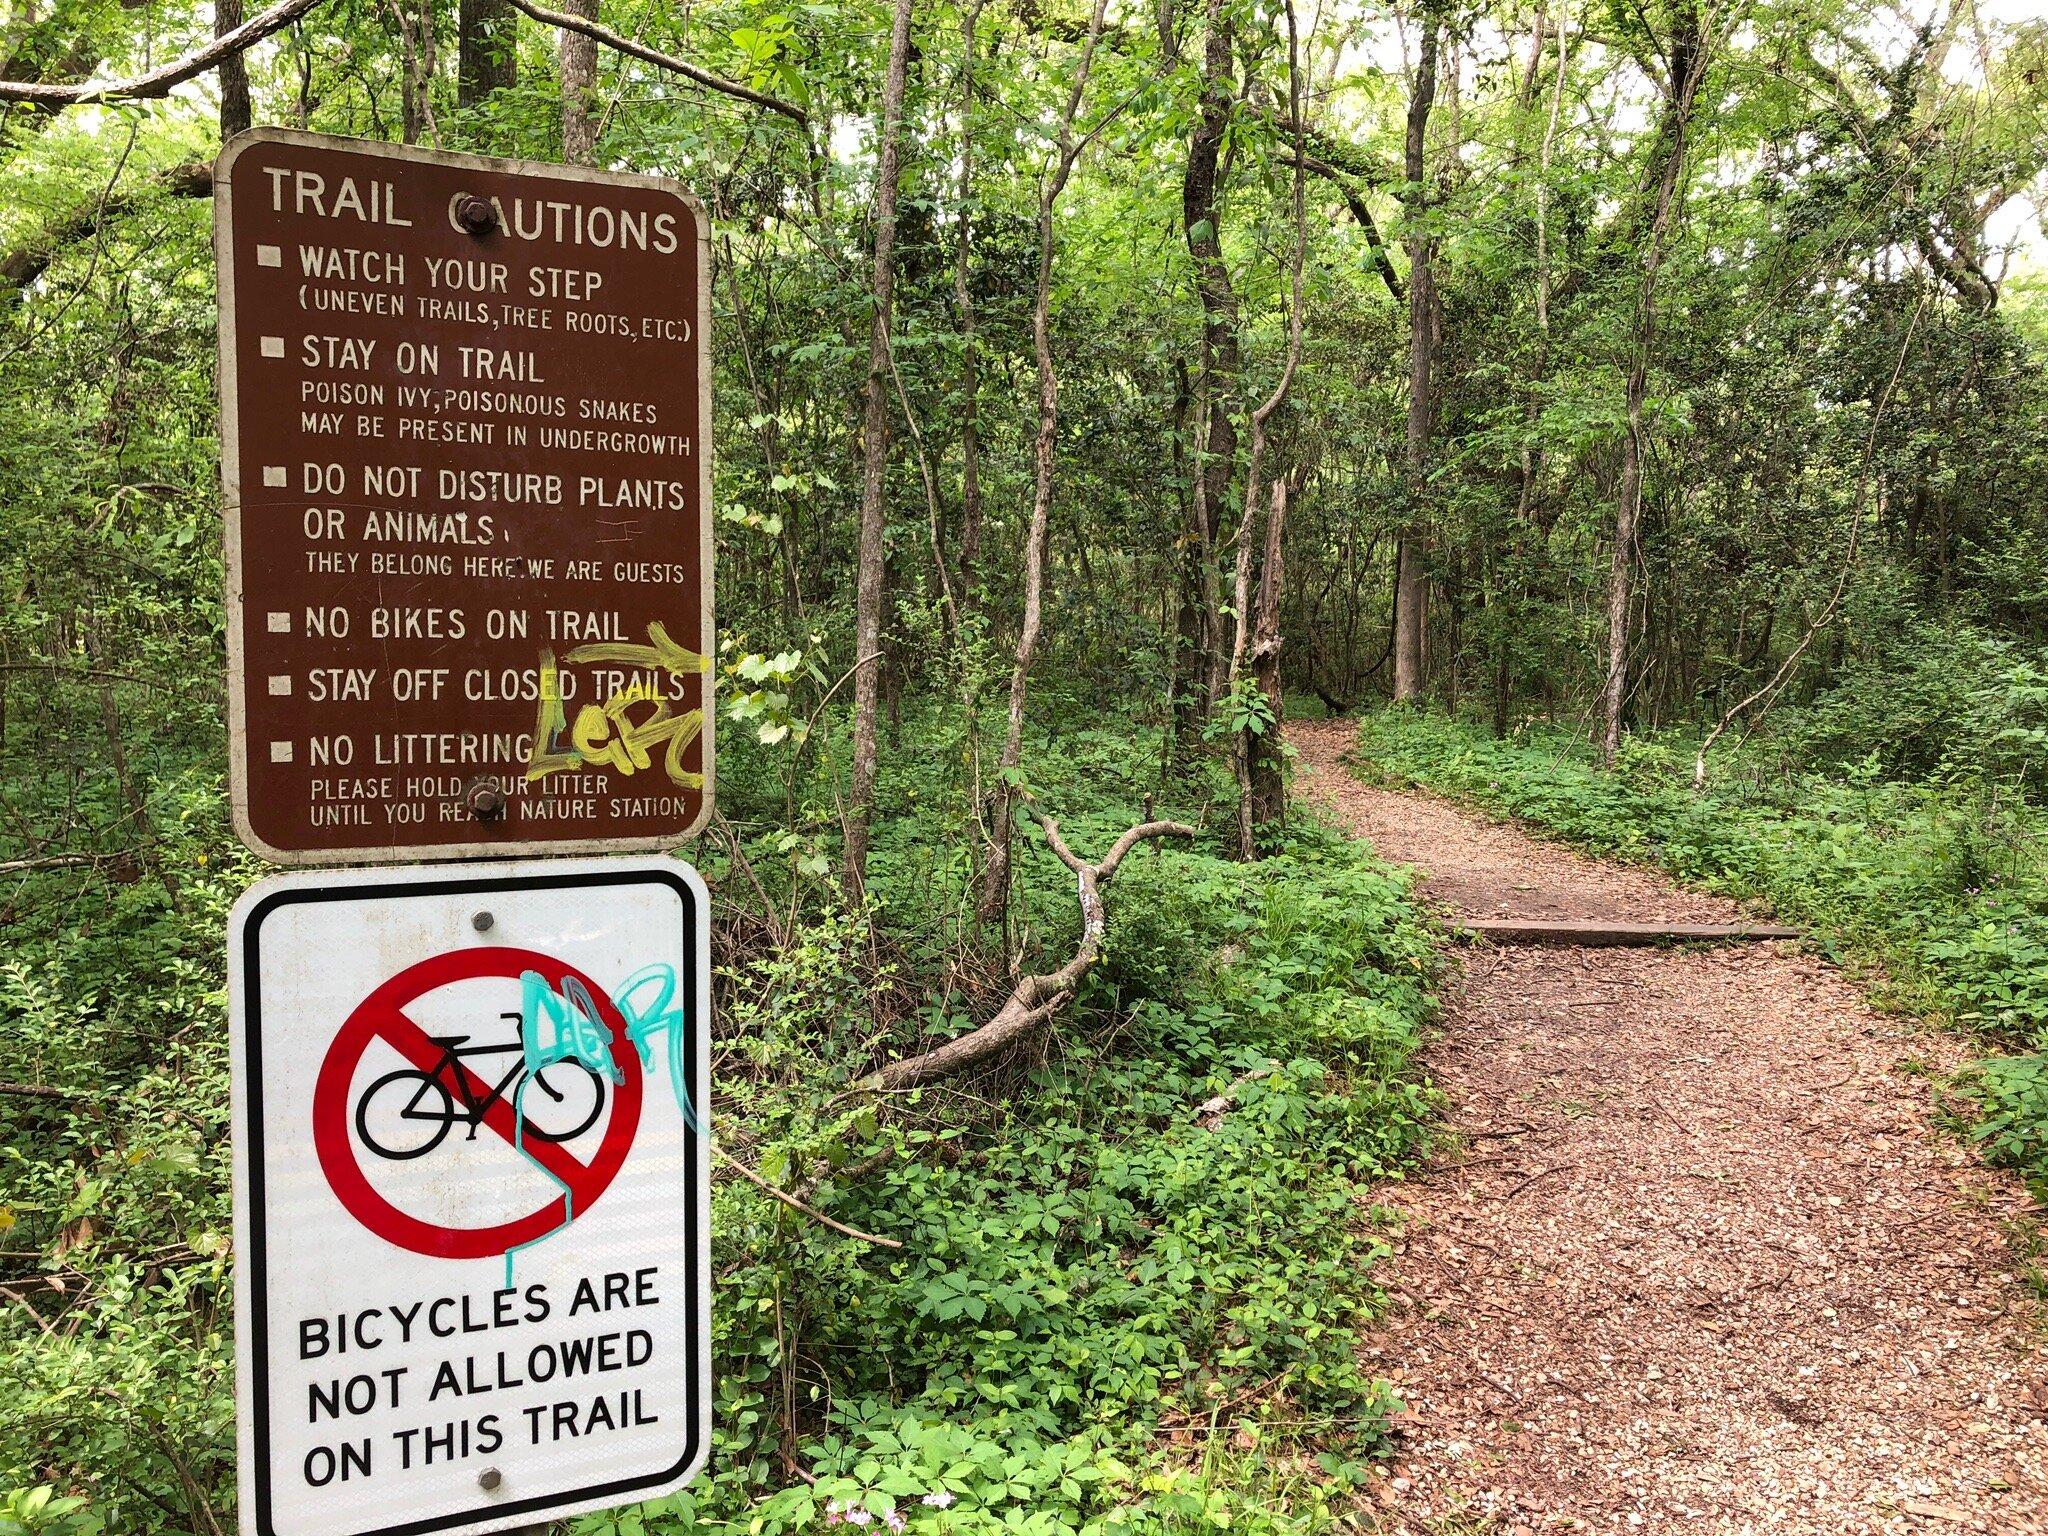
[312,947,651,1262]
[232,857,711,1536]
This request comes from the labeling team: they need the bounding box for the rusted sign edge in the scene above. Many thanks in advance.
[216,126,716,866]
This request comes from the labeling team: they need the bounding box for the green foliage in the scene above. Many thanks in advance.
[1961,1056,2048,1179]
[0,1486,99,1536]
[1768,621,2048,797]
[0,710,1438,1536]
[6,0,2046,1526]
[669,732,1439,1536]
[1352,708,2048,1192]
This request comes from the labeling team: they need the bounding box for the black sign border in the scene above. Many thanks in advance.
[239,865,707,1536]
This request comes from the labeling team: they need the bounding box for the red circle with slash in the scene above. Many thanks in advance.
[312,947,643,1259]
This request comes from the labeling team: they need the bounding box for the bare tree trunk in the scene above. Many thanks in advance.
[1601,1,1707,766]
[457,0,517,107]
[1515,1,1570,526]
[558,0,598,162]
[390,0,438,144]
[1247,477,1290,827]
[1225,0,1307,859]
[217,0,252,139]
[953,0,983,597]
[1392,7,1441,703]
[1180,0,1240,726]
[977,0,1110,927]
[843,0,916,895]
[1602,366,1646,763]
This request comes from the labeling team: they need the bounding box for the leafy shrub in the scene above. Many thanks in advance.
[1768,621,2048,796]
[1960,1056,2048,1176]
[2,713,1440,1536]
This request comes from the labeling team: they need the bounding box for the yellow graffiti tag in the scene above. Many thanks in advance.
[525,622,709,788]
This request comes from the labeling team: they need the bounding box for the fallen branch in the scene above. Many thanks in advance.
[712,1145,902,1248]
[862,807,1197,1091]
[2,160,213,295]
[791,1143,898,1203]
[0,1081,83,1100]
[0,0,325,105]
[0,1285,53,1337]
[0,852,139,875]
[503,0,808,124]
[1491,1163,1571,1202]
[1194,1060,1279,1129]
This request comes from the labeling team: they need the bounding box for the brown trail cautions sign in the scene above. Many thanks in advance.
[217,128,713,863]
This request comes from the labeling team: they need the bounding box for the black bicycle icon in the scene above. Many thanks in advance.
[354,1012,609,1161]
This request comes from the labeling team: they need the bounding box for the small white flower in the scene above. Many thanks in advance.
[921,1492,957,1509]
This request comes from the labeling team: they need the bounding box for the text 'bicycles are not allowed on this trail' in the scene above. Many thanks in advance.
[230,858,709,1536]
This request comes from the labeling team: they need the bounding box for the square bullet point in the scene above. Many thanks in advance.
[266,612,291,633]
[256,244,283,267]
[260,335,285,358]
[267,675,292,696]
[262,465,287,488]
[269,741,294,764]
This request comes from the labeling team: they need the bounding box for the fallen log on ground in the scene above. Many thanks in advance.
[857,807,1197,1092]
[1457,918,1800,946]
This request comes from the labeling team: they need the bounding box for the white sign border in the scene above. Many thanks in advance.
[215,126,717,866]
[228,855,713,1536]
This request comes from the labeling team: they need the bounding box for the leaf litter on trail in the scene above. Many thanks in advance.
[1294,721,2048,1536]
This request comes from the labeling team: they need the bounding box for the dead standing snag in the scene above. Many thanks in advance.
[863,809,1196,1092]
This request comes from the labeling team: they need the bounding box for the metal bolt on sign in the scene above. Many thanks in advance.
[464,777,508,822]
[455,193,497,234]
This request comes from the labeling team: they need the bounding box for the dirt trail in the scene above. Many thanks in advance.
[1291,720,2048,1536]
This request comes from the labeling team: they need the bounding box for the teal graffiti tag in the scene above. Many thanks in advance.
[614,963,707,1137]
[501,962,701,1283]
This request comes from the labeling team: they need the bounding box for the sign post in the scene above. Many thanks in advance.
[217,128,719,1536]
[215,128,713,864]
[230,858,710,1536]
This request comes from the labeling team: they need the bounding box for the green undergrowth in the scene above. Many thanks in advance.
[629,726,1440,1536]
[1,711,1439,1536]
[1350,707,2048,1195]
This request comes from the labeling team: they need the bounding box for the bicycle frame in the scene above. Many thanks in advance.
[413,1013,565,1131]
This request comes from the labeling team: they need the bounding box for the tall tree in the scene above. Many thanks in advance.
[1601,0,1711,765]
[952,0,984,596]
[1176,0,1240,729]
[843,0,916,895]
[394,0,437,143]
[1392,2,1442,701]
[558,0,599,162]
[458,0,517,107]
[1229,0,1308,854]
[217,0,252,138]
[978,0,1111,926]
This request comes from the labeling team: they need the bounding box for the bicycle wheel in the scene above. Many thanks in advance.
[517,1061,607,1143]
[355,1068,456,1160]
